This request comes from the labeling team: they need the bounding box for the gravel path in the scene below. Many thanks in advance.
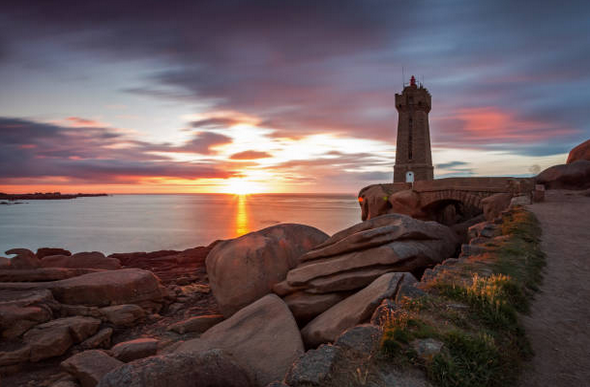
[519,190,590,386]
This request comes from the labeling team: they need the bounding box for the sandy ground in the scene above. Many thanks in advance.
[519,190,590,386]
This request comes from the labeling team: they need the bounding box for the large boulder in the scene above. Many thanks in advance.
[536,160,590,190]
[176,294,304,387]
[481,193,512,221]
[286,214,458,290]
[301,272,413,348]
[5,248,41,269]
[567,139,590,163]
[301,214,458,263]
[61,350,123,387]
[206,224,328,317]
[48,269,165,311]
[41,251,121,270]
[23,316,101,362]
[98,349,252,387]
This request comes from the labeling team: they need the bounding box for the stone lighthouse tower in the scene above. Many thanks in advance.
[393,75,434,183]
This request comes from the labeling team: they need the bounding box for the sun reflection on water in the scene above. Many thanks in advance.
[235,194,251,236]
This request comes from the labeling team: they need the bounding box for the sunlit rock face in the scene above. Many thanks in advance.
[206,223,329,317]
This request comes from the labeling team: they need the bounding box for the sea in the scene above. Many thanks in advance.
[0,194,361,256]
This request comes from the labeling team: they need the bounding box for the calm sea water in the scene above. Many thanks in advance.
[0,194,361,255]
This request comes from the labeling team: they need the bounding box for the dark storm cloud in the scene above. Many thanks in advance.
[1,0,589,158]
[0,117,233,182]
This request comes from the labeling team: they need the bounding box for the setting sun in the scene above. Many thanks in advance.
[222,178,263,195]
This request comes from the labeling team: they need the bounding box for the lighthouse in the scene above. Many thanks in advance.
[393,75,434,183]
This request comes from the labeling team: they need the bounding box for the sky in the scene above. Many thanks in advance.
[0,0,589,194]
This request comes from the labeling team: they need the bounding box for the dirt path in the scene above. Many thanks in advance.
[519,190,590,386]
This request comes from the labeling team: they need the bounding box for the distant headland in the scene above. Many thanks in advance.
[0,192,108,201]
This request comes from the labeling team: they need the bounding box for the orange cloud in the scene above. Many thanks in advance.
[435,107,578,144]
[229,150,272,160]
[65,117,109,128]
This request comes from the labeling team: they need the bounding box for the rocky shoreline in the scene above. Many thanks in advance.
[1,209,468,387]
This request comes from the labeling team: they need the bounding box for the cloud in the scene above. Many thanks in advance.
[191,118,242,129]
[0,0,589,194]
[174,132,233,154]
[436,161,469,169]
[230,150,272,160]
[65,117,108,128]
[0,117,234,182]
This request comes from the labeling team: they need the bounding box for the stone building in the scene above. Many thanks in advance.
[393,75,434,183]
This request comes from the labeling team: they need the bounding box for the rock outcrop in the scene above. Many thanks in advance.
[5,248,41,269]
[301,272,414,348]
[98,350,252,387]
[206,224,328,317]
[566,139,590,164]
[176,294,304,387]
[358,185,394,221]
[36,248,72,260]
[275,214,458,324]
[536,160,590,190]
[388,189,426,219]
[109,245,213,284]
[0,289,57,339]
[24,316,101,362]
[47,269,166,311]
[0,268,101,283]
[41,251,121,270]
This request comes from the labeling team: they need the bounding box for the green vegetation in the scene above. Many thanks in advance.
[381,208,545,387]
